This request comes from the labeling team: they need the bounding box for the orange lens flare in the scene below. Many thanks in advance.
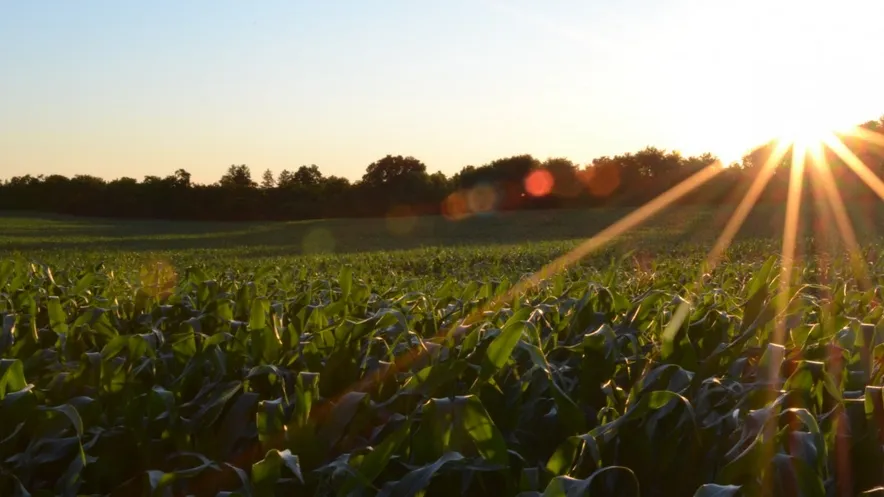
[580,165,620,197]
[524,169,554,197]
[442,191,470,221]
[476,161,724,326]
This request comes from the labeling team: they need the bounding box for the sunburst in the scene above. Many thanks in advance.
[310,109,884,444]
[777,123,837,158]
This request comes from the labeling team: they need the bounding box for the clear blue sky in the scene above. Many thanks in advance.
[2,0,882,184]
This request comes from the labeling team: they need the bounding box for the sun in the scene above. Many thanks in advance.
[770,109,858,167]
[775,116,832,151]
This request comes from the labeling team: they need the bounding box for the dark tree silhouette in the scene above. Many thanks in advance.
[174,169,192,188]
[220,165,256,189]
[260,169,275,189]
[293,165,323,187]
[1,115,883,222]
[362,155,427,188]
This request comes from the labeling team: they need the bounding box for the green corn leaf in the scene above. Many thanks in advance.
[479,307,531,382]
[693,484,741,497]
[252,449,303,497]
[48,296,68,334]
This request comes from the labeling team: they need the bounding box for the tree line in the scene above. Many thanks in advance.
[2,117,883,222]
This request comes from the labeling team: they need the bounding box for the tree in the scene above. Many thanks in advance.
[453,154,540,210]
[860,118,882,133]
[358,155,432,215]
[2,112,881,221]
[277,170,294,188]
[362,155,427,188]
[219,165,256,188]
[277,165,323,189]
[109,177,138,187]
[293,165,323,187]
[324,175,351,192]
[458,155,539,189]
[261,169,275,189]
[542,157,580,197]
[173,169,192,188]
[450,165,476,188]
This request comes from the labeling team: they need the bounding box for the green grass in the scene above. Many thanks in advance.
[4,206,884,495]
[0,203,858,273]
[0,207,711,254]
[0,207,725,284]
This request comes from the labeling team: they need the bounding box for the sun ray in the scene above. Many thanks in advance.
[806,147,838,257]
[772,141,807,348]
[852,126,884,150]
[758,140,808,497]
[472,161,725,322]
[802,145,856,495]
[306,160,726,418]
[806,142,872,289]
[661,143,790,340]
[823,133,884,202]
[707,142,791,267]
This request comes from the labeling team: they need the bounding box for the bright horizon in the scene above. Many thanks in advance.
[2,0,883,185]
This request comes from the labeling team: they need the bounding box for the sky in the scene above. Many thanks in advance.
[2,0,883,185]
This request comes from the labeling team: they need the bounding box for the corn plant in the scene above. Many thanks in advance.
[2,242,884,496]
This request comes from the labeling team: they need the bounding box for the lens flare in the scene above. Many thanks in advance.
[386,205,418,236]
[581,165,620,197]
[466,184,499,213]
[524,169,554,197]
[442,191,470,221]
[302,228,335,254]
[138,259,177,299]
[306,160,724,434]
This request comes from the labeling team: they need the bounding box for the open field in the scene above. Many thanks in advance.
[1,206,736,257]
[4,205,884,495]
[2,202,882,275]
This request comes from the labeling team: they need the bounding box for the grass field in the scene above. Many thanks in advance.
[0,207,728,283]
[0,203,871,276]
[4,205,884,496]
[1,206,725,255]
